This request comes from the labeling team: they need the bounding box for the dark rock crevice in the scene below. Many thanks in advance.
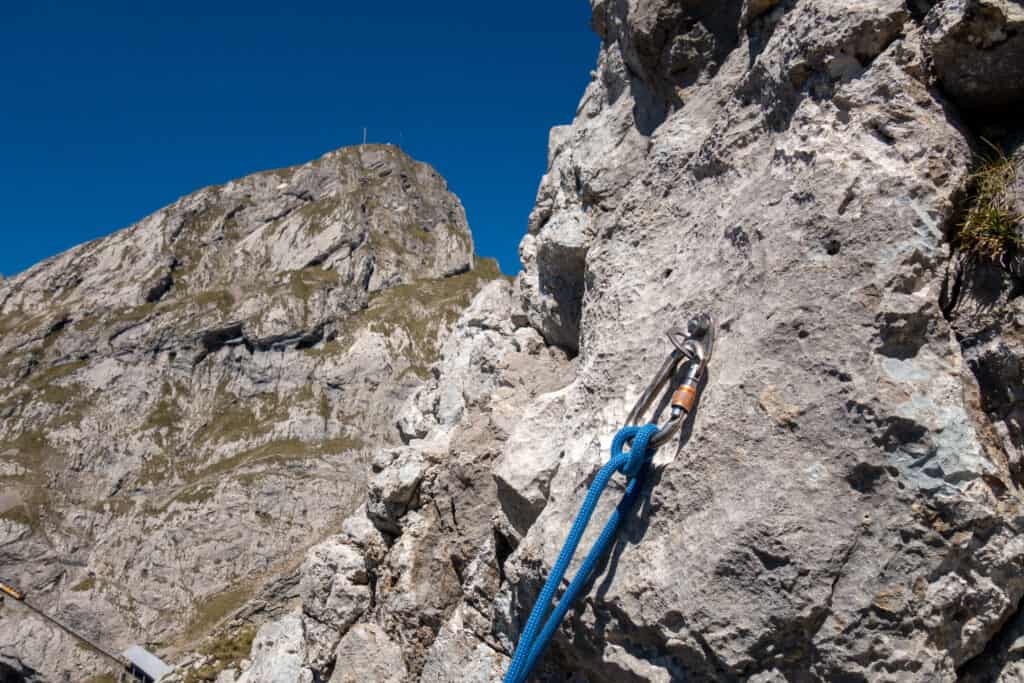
[923,0,1024,116]
[0,656,44,683]
[194,320,331,365]
[938,133,1024,488]
[957,596,1024,681]
[144,272,175,303]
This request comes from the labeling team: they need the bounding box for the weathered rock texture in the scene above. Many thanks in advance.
[215,1,1024,682]
[0,144,502,681]
[11,1,1024,681]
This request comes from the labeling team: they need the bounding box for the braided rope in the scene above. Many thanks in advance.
[503,423,659,683]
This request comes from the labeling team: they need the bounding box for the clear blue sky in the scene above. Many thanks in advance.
[0,2,599,277]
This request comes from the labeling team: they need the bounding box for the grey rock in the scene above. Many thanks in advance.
[923,0,1024,113]
[339,503,389,571]
[419,606,508,683]
[492,387,574,536]
[366,447,427,535]
[235,615,311,683]
[264,2,1024,681]
[0,654,43,683]
[960,605,1024,682]
[491,1,1024,679]
[941,143,1024,683]
[215,670,239,683]
[0,461,26,477]
[329,623,407,683]
[299,537,372,671]
[944,143,1024,487]
[227,277,571,679]
[0,145,501,680]
[396,396,433,443]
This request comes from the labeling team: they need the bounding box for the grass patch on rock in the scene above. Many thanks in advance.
[193,289,236,315]
[957,145,1023,263]
[182,622,258,683]
[83,674,120,683]
[0,503,35,528]
[352,257,504,375]
[70,575,96,592]
[182,585,255,644]
[289,267,341,301]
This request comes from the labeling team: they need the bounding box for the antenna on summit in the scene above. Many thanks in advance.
[363,127,367,145]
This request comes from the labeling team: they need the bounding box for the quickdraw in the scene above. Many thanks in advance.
[504,314,715,683]
[626,313,715,447]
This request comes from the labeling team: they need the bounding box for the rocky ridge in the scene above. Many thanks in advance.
[207,1,1024,682]
[0,144,502,680]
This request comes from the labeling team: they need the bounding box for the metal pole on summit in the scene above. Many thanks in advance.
[503,314,715,683]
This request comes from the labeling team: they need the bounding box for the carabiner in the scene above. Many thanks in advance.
[624,313,714,448]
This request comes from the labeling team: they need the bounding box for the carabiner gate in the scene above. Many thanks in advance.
[625,313,715,448]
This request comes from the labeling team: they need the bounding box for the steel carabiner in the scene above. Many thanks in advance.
[624,313,715,448]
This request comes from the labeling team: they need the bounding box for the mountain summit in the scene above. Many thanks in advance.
[0,144,502,679]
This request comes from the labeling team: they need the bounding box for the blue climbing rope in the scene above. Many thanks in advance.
[503,423,660,683]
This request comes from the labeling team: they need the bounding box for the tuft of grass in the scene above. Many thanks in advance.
[137,453,174,487]
[193,289,236,315]
[184,621,259,681]
[289,267,342,301]
[957,144,1023,263]
[70,576,96,592]
[172,483,217,506]
[0,504,35,527]
[297,196,342,237]
[83,675,120,683]
[182,585,254,644]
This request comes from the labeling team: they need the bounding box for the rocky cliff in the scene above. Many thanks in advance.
[185,1,1024,682]
[6,1,1024,681]
[0,144,503,680]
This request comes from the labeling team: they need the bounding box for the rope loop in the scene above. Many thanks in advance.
[503,422,661,683]
[612,423,658,479]
[504,317,713,683]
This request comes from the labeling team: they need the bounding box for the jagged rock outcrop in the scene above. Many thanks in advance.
[945,140,1024,683]
[497,1,1024,678]
[203,280,574,682]
[10,1,1024,681]
[222,1,1024,682]
[0,144,501,680]
[923,0,1024,114]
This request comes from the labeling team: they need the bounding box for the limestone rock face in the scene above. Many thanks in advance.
[496,1,1024,678]
[329,623,408,683]
[923,0,1024,113]
[0,145,500,680]
[240,2,1024,682]
[231,280,573,680]
[9,1,1024,681]
[235,615,311,683]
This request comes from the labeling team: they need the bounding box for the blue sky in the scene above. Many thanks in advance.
[0,2,599,277]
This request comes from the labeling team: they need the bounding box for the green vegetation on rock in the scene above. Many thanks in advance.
[0,503,35,527]
[70,575,96,592]
[182,585,255,644]
[309,257,504,381]
[289,267,341,301]
[182,623,258,683]
[0,144,493,682]
[83,674,120,683]
[958,145,1023,263]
